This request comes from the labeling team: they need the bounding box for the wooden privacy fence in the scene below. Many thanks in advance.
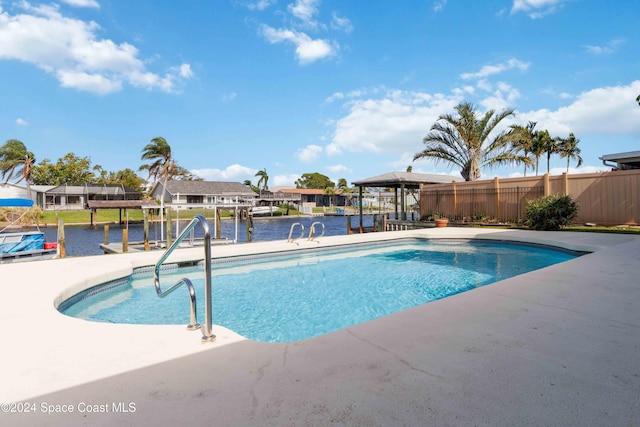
[420,170,640,226]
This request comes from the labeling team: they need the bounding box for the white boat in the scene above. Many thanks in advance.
[0,198,58,263]
[250,206,279,216]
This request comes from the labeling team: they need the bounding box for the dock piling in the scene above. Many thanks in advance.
[57,219,66,258]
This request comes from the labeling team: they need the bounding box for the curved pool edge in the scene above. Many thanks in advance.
[53,227,619,312]
[2,227,639,422]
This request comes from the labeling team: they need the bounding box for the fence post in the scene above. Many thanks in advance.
[562,172,569,196]
[494,176,500,221]
[452,181,457,220]
[517,187,521,223]
[544,173,550,196]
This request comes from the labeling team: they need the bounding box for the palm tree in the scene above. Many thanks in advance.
[413,102,529,181]
[530,130,550,176]
[508,121,537,176]
[0,139,36,199]
[255,168,269,191]
[544,136,561,174]
[559,133,583,173]
[140,137,174,200]
[140,137,174,242]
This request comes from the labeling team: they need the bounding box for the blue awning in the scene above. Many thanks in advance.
[0,198,34,208]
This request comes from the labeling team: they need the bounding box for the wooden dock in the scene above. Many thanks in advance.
[100,238,233,254]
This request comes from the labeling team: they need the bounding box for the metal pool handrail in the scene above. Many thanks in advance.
[154,214,216,343]
[287,222,305,243]
[308,221,325,241]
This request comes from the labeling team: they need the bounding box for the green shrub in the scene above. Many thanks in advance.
[525,194,578,231]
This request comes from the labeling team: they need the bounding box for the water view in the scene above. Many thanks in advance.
[41,215,377,257]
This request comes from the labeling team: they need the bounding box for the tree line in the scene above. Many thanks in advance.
[0,136,201,198]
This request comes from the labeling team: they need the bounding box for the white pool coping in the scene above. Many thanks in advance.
[1,227,639,425]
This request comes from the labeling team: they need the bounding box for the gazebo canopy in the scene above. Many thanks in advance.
[351,172,456,189]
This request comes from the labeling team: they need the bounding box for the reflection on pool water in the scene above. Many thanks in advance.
[60,239,579,342]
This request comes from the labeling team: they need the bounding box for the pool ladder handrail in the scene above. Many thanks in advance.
[308,221,325,241]
[287,222,305,243]
[154,214,215,343]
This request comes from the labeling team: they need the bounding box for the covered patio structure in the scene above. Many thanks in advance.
[351,171,456,232]
[87,200,158,228]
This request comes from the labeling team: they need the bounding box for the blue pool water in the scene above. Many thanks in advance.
[61,239,578,342]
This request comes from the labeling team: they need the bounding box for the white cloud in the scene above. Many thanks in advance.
[327,164,349,173]
[433,0,448,12]
[584,39,624,55]
[222,91,238,102]
[325,91,345,103]
[296,144,323,163]
[61,0,100,7]
[247,0,276,11]
[0,3,193,94]
[272,173,300,187]
[261,25,335,64]
[331,12,352,33]
[480,82,521,111]
[16,118,28,126]
[288,0,319,26]
[327,89,461,158]
[460,58,530,80]
[176,63,193,78]
[511,0,567,18]
[190,164,257,181]
[517,80,640,136]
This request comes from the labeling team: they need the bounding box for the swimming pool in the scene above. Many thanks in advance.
[60,239,579,342]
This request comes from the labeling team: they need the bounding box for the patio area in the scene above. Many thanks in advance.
[0,228,638,426]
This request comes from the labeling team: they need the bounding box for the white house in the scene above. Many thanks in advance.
[148,180,258,207]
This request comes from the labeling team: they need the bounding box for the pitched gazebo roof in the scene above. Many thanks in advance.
[351,172,456,189]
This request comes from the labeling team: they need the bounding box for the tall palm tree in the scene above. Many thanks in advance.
[508,121,537,176]
[530,130,550,176]
[413,102,529,181]
[255,168,269,191]
[140,137,174,242]
[140,137,173,199]
[141,137,172,183]
[0,139,36,199]
[544,136,561,174]
[559,133,583,173]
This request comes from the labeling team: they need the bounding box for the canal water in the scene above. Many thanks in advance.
[41,215,378,257]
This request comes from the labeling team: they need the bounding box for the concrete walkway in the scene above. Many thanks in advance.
[0,228,639,426]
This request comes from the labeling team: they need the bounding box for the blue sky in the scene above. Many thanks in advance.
[1,0,639,188]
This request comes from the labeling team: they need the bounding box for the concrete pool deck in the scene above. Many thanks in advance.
[1,227,639,426]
